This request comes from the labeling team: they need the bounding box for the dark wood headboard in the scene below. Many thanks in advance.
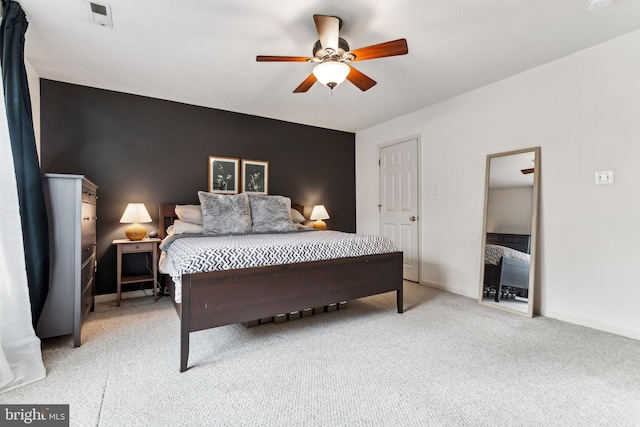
[158,203,305,239]
[158,204,178,239]
[485,233,531,254]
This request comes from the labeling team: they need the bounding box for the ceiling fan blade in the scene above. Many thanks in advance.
[256,55,312,62]
[313,14,340,52]
[346,65,377,91]
[349,39,408,61]
[293,74,317,93]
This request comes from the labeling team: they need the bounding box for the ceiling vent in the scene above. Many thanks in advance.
[88,1,113,28]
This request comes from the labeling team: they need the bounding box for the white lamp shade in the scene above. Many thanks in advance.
[120,203,152,224]
[310,205,330,221]
[313,62,350,88]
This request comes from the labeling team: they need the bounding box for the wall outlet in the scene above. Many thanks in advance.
[595,170,614,185]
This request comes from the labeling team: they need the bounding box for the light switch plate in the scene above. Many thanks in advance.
[595,170,614,185]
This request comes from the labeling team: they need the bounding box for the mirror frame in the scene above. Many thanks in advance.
[478,147,540,317]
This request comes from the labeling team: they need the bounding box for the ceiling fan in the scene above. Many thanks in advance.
[256,14,408,93]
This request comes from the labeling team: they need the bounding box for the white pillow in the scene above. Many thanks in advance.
[290,208,306,224]
[171,219,203,235]
[174,205,203,225]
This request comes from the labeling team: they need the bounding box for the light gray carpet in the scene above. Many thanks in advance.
[3,282,640,427]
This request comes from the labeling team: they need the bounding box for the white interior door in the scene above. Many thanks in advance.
[379,138,419,282]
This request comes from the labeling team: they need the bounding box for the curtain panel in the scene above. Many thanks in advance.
[0,0,47,394]
[0,0,49,325]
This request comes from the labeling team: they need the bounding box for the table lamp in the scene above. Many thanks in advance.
[120,203,152,241]
[310,205,330,230]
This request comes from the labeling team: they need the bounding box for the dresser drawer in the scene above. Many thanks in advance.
[81,234,96,265]
[82,185,97,203]
[80,277,94,323]
[121,241,155,253]
[81,254,95,291]
[81,201,96,237]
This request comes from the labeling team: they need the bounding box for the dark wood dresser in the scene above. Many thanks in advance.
[37,173,98,347]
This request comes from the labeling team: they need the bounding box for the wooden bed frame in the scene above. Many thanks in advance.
[158,204,404,372]
[484,233,531,302]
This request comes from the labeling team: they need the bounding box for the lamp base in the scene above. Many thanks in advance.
[312,220,327,230]
[125,223,147,241]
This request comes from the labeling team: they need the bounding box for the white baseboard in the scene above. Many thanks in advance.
[418,281,639,341]
[95,290,154,303]
[420,280,478,299]
[540,308,640,341]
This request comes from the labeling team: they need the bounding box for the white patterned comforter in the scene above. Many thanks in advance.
[159,231,398,303]
[485,244,530,266]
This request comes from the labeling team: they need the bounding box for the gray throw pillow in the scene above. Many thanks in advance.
[197,191,252,235]
[248,194,297,233]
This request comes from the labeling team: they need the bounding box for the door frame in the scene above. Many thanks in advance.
[378,134,422,283]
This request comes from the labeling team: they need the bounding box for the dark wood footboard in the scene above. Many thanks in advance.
[484,257,530,302]
[173,251,403,372]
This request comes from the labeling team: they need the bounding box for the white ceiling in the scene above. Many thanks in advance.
[16,0,640,133]
[489,151,536,189]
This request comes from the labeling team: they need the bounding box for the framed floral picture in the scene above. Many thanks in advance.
[208,156,239,194]
[242,159,269,195]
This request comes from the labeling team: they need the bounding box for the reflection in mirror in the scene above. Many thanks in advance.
[479,147,540,317]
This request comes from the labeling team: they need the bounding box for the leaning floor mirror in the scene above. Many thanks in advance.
[479,147,540,317]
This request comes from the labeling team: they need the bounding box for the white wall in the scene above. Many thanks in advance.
[356,30,640,340]
[25,59,40,160]
[486,187,533,235]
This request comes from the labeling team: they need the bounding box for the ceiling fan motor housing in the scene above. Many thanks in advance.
[313,38,354,62]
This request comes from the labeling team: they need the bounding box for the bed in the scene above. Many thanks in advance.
[483,233,531,302]
[158,195,403,372]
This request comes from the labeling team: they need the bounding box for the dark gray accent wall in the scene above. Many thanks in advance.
[40,79,356,295]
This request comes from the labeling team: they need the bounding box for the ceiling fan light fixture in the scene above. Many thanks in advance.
[313,62,350,89]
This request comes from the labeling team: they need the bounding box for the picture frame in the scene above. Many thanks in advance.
[208,156,239,194]
[242,159,269,195]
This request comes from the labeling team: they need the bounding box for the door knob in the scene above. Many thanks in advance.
[410,216,416,221]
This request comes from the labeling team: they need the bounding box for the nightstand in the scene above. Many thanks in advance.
[113,238,161,306]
